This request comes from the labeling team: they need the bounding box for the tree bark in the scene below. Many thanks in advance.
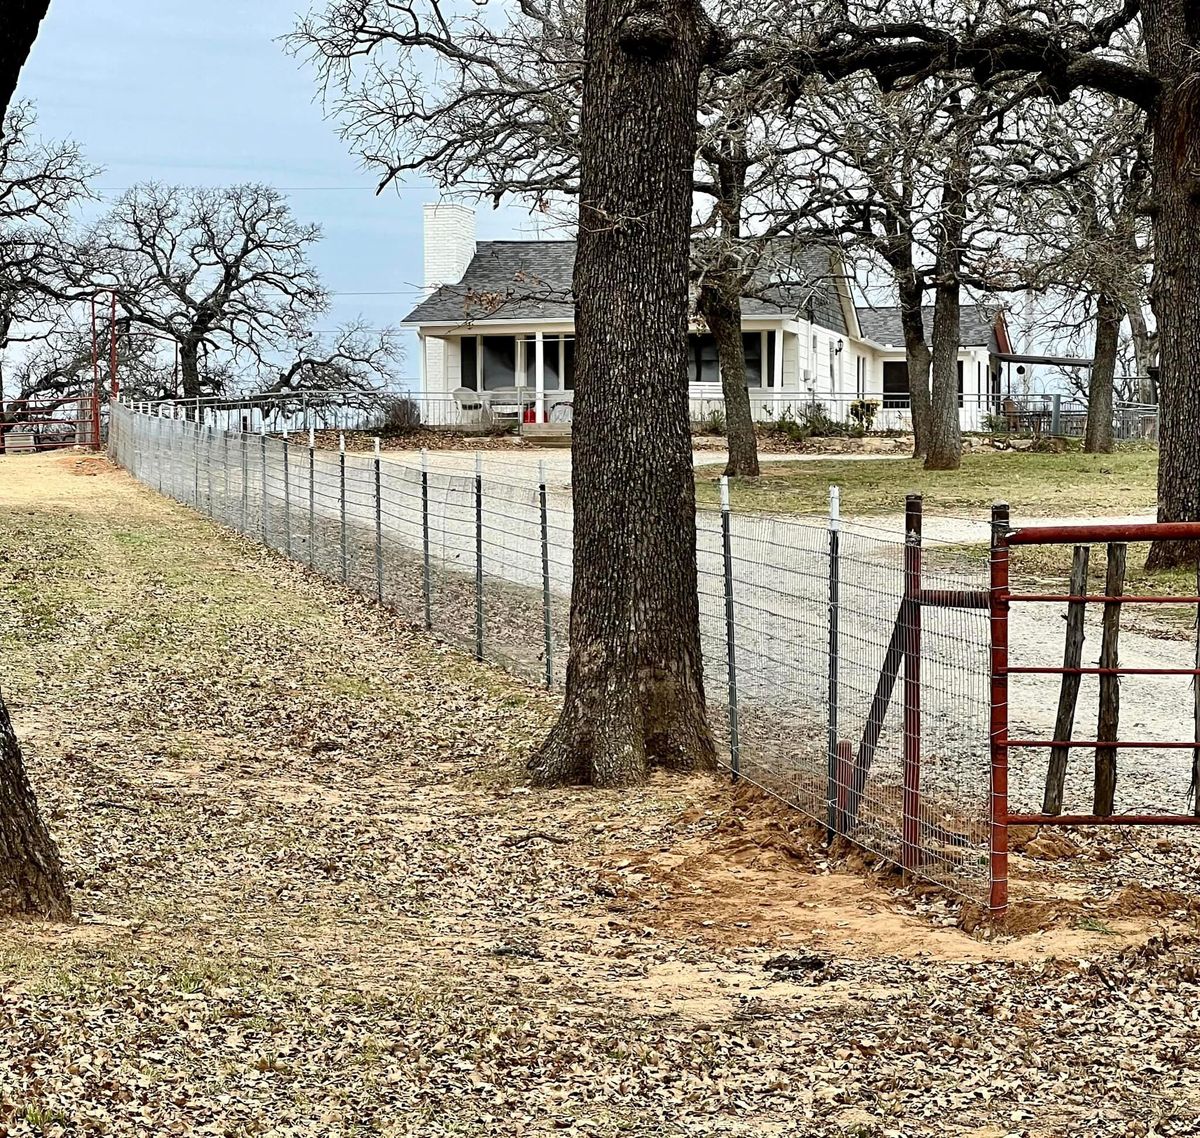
[1127,304,1156,403]
[699,278,759,477]
[179,339,202,402]
[0,697,70,919]
[527,0,717,786]
[1144,2,1200,570]
[924,150,967,471]
[1084,294,1120,453]
[897,274,931,458]
[0,1,51,129]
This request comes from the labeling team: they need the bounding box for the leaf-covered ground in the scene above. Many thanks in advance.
[1,453,1199,1138]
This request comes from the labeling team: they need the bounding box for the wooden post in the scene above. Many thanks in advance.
[1094,543,1126,815]
[1042,545,1090,814]
[1194,561,1200,817]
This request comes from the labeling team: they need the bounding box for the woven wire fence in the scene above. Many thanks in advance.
[111,401,992,901]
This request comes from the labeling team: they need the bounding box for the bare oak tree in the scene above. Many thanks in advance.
[85,183,327,401]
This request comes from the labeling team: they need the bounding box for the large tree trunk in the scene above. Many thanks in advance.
[527,0,717,786]
[0,2,51,129]
[1144,2,1200,570]
[699,278,759,478]
[1127,305,1156,403]
[179,339,202,402]
[0,698,70,919]
[924,154,968,471]
[897,274,931,458]
[1084,294,1120,454]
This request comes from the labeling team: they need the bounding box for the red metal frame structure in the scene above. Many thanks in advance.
[0,396,101,452]
[988,512,1200,914]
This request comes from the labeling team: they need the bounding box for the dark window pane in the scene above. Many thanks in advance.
[459,336,477,391]
[958,360,964,407]
[743,331,764,387]
[882,360,909,408]
[481,336,516,390]
[544,336,561,391]
[563,338,575,389]
[694,333,719,384]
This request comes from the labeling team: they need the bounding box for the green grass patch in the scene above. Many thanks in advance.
[697,447,1158,518]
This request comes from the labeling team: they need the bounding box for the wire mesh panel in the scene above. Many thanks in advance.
[110,402,996,902]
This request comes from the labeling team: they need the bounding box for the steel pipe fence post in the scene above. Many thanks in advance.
[205,423,214,516]
[539,460,553,690]
[373,437,383,605]
[282,428,292,557]
[474,453,484,661]
[155,413,163,495]
[259,428,268,545]
[192,419,200,506]
[308,427,315,570]
[721,475,740,782]
[902,494,923,871]
[826,484,841,839]
[241,428,248,534]
[339,433,348,585]
[222,428,229,521]
[421,449,432,631]
[989,501,1012,916]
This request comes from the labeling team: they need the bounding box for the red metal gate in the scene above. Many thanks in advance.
[0,396,102,453]
[988,513,1200,914]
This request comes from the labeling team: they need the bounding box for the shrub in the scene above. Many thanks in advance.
[765,403,852,441]
[378,396,422,436]
[849,399,879,432]
[701,407,726,436]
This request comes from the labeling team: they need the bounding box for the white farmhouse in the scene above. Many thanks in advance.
[403,203,1011,432]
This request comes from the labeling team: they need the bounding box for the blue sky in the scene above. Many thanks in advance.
[14,0,531,377]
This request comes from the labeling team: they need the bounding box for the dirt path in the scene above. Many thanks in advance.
[2,452,1200,1137]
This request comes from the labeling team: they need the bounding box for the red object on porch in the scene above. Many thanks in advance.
[522,408,537,424]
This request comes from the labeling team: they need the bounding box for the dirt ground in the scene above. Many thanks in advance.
[2,452,1200,1137]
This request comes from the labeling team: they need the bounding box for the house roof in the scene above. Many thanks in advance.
[403,240,849,335]
[855,304,1002,353]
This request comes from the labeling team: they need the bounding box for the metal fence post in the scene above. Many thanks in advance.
[474,453,484,661]
[374,437,384,604]
[192,419,200,506]
[721,475,740,782]
[826,484,841,838]
[222,427,229,521]
[339,432,348,584]
[902,494,923,870]
[240,427,248,534]
[421,449,432,631]
[308,426,315,569]
[205,423,214,515]
[989,502,1011,916]
[259,427,268,545]
[539,460,553,689]
[282,428,292,557]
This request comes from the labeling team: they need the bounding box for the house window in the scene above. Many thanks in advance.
[882,359,965,408]
[744,332,764,387]
[855,355,866,398]
[460,336,478,391]
[481,336,516,390]
[882,361,910,408]
[562,337,575,389]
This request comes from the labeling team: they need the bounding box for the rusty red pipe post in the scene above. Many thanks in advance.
[989,502,1011,916]
[902,493,922,870]
[109,290,119,399]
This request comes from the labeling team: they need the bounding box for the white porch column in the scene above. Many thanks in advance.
[418,331,427,394]
[773,328,785,412]
[534,331,546,423]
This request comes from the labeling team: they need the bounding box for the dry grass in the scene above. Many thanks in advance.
[696,445,1159,518]
[2,452,1200,1137]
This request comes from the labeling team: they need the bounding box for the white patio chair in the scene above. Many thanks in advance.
[452,387,493,427]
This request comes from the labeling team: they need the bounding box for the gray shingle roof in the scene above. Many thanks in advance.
[856,304,999,352]
[403,241,848,334]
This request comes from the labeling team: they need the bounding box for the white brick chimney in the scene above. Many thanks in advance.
[423,202,476,294]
